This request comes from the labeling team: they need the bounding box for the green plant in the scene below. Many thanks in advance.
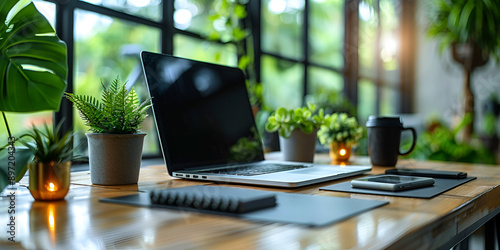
[65,76,152,134]
[0,0,68,112]
[427,0,500,59]
[482,93,499,137]
[405,114,497,164]
[17,122,76,163]
[483,113,497,137]
[426,0,500,140]
[264,103,324,138]
[317,113,364,146]
[0,0,68,192]
[0,121,78,191]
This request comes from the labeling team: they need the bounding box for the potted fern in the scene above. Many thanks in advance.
[265,103,324,162]
[65,76,152,185]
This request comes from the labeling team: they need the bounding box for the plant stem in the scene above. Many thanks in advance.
[2,112,12,139]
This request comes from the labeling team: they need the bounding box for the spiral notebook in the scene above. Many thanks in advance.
[148,186,277,213]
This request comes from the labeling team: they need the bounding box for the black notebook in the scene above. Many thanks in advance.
[149,186,277,213]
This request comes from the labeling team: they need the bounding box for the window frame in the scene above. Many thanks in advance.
[42,0,415,160]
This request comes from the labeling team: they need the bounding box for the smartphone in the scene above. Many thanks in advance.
[351,174,435,191]
[385,168,467,179]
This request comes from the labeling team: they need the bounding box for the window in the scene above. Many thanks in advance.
[73,9,161,156]
[358,0,401,119]
[36,0,240,159]
[1,0,415,160]
[259,0,413,123]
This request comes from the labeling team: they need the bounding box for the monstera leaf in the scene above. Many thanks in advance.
[0,0,68,112]
[0,0,68,192]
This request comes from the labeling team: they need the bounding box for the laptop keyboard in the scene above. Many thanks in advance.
[198,164,309,176]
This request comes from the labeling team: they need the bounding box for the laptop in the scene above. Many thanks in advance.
[140,51,371,188]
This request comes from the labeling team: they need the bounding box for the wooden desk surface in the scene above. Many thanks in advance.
[1,155,500,249]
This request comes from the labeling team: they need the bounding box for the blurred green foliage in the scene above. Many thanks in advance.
[426,0,500,61]
[404,115,497,164]
[206,0,262,107]
[318,113,363,146]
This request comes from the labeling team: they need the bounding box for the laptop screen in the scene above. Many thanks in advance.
[141,52,265,174]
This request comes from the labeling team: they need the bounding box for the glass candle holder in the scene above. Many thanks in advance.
[29,161,71,201]
[329,141,352,162]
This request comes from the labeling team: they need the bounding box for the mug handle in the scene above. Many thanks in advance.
[399,127,417,156]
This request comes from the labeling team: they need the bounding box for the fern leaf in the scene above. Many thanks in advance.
[66,75,152,134]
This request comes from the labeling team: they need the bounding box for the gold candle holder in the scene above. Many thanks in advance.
[29,161,71,201]
[329,141,352,163]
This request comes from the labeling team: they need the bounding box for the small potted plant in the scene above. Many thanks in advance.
[265,103,324,162]
[19,123,77,200]
[318,113,363,162]
[0,122,78,200]
[65,76,152,185]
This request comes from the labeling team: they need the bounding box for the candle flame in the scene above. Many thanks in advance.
[47,182,58,192]
[339,149,347,156]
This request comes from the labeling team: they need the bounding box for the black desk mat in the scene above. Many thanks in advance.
[100,185,388,227]
[320,177,477,198]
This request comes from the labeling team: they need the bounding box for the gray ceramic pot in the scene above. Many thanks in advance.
[279,129,318,163]
[86,133,146,185]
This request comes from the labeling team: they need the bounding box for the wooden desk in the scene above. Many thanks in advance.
[2,155,500,249]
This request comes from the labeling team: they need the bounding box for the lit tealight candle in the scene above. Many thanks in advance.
[330,142,351,163]
[46,182,58,192]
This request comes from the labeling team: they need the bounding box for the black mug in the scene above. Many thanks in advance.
[366,116,417,166]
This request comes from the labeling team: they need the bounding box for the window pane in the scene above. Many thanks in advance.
[33,0,56,26]
[262,0,304,60]
[358,1,377,79]
[359,2,400,88]
[307,67,346,114]
[0,113,53,146]
[174,0,212,33]
[82,0,162,21]
[262,55,303,109]
[380,86,398,115]
[358,79,376,122]
[380,0,400,81]
[308,67,343,94]
[174,35,237,67]
[310,0,344,69]
[74,10,161,156]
